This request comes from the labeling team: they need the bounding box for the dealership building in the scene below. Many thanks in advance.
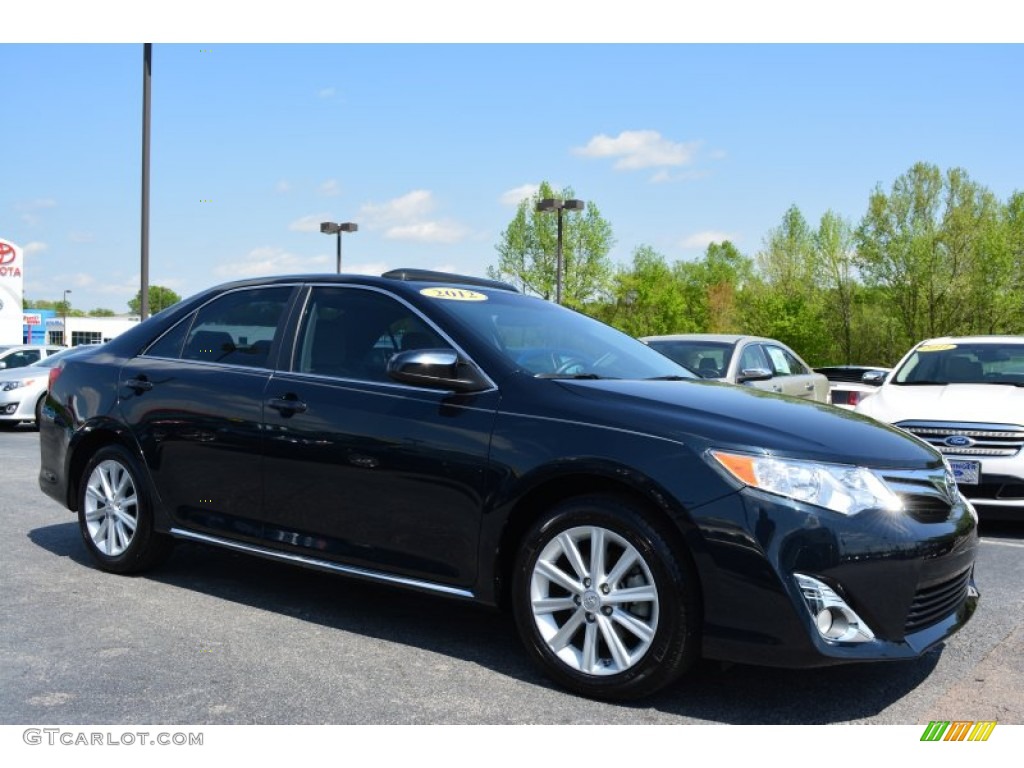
[41,315,141,346]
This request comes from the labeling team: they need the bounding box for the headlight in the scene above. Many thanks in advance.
[709,450,903,516]
[1,379,34,392]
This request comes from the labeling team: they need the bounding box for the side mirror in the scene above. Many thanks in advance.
[387,349,489,393]
[737,367,773,384]
[861,370,887,386]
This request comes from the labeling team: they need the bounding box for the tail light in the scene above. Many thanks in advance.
[48,364,63,391]
[847,391,861,407]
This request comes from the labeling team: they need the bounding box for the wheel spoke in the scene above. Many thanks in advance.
[532,595,577,614]
[604,585,657,605]
[535,559,582,595]
[548,607,586,651]
[581,619,599,672]
[611,608,656,643]
[606,547,639,586]
[597,615,632,670]
[590,527,606,582]
[555,532,589,582]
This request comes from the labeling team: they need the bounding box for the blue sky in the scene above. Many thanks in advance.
[2,13,1023,313]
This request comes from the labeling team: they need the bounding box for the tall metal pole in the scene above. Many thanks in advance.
[336,232,342,274]
[555,208,564,305]
[140,44,152,320]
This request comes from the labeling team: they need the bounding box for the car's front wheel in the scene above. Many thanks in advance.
[78,444,173,573]
[512,495,699,700]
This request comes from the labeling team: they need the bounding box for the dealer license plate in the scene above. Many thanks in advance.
[949,459,980,486]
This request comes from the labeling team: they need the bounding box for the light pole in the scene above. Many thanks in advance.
[320,221,358,274]
[62,289,72,346]
[535,198,585,305]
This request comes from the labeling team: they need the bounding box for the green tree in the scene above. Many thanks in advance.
[813,210,858,363]
[88,308,116,317]
[598,246,693,336]
[489,181,615,308]
[129,285,181,315]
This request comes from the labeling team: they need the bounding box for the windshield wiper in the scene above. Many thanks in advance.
[535,372,609,380]
[644,375,693,381]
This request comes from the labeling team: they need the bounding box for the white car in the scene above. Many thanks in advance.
[0,346,88,428]
[0,344,64,371]
[855,336,1024,520]
[642,333,830,403]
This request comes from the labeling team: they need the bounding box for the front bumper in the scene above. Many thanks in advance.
[693,486,979,668]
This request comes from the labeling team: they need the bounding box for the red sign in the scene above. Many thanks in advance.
[24,313,42,325]
[0,242,16,266]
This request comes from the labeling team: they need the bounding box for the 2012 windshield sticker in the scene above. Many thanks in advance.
[420,287,488,301]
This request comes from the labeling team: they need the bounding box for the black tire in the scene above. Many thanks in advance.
[77,444,173,574]
[512,494,699,701]
[34,394,46,430]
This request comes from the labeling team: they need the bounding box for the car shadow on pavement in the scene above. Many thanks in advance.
[30,521,944,724]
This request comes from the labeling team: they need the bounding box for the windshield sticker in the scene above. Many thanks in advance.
[420,287,488,302]
[917,344,958,352]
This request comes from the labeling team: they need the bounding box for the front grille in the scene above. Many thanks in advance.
[879,467,957,523]
[896,421,1024,458]
[969,481,1024,501]
[905,568,971,634]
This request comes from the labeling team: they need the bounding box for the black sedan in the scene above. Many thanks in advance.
[39,269,979,700]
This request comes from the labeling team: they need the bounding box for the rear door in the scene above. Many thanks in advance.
[118,285,297,539]
[762,343,823,400]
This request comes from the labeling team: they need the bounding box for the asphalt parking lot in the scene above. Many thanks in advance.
[2,425,1022,725]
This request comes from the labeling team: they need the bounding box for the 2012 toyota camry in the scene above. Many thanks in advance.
[39,269,979,700]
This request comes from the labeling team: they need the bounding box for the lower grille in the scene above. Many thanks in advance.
[905,568,971,634]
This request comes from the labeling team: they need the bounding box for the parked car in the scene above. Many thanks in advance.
[856,336,1024,521]
[0,346,90,428]
[814,365,891,410]
[0,344,64,371]
[641,333,830,403]
[39,271,978,700]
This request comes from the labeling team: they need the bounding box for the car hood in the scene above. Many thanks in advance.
[0,366,49,382]
[553,378,940,469]
[857,383,1024,424]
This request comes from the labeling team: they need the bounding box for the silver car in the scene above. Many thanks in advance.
[0,346,89,428]
[642,333,830,403]
[0,344,64,371]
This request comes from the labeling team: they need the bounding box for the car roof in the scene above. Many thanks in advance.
[914,335,1024,345]
[641,334,772,344]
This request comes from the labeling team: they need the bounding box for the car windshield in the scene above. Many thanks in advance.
[893,341,1024,386]
[427,290,696,380]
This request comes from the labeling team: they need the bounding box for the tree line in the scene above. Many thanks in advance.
[490,164,1024,367]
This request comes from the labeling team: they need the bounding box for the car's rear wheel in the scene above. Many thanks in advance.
[78,444,173,573]
[512,494,699,700]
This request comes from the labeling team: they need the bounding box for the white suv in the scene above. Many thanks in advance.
[856,336,1024,520]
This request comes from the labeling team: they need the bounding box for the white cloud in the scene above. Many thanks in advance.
[23,241,48,255]
[214,247,331,279]
[318,87,336,99]
[16,197,57,226]
[500,183,540,206]
[384,221,467,244]
[276,180,291,194]
[360,190,435,228]
[681,230,739,249]
[68,231,95,243]
[319,179,340,196]
[574,130,699,171]
[288,214,332,233]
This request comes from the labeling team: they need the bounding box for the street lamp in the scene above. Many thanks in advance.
[320,221,358,274]
[535,198,585,305]
[62,289,72,346]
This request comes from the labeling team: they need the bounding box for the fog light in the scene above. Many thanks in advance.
[796,573,875,643]
[1,403,18,415]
